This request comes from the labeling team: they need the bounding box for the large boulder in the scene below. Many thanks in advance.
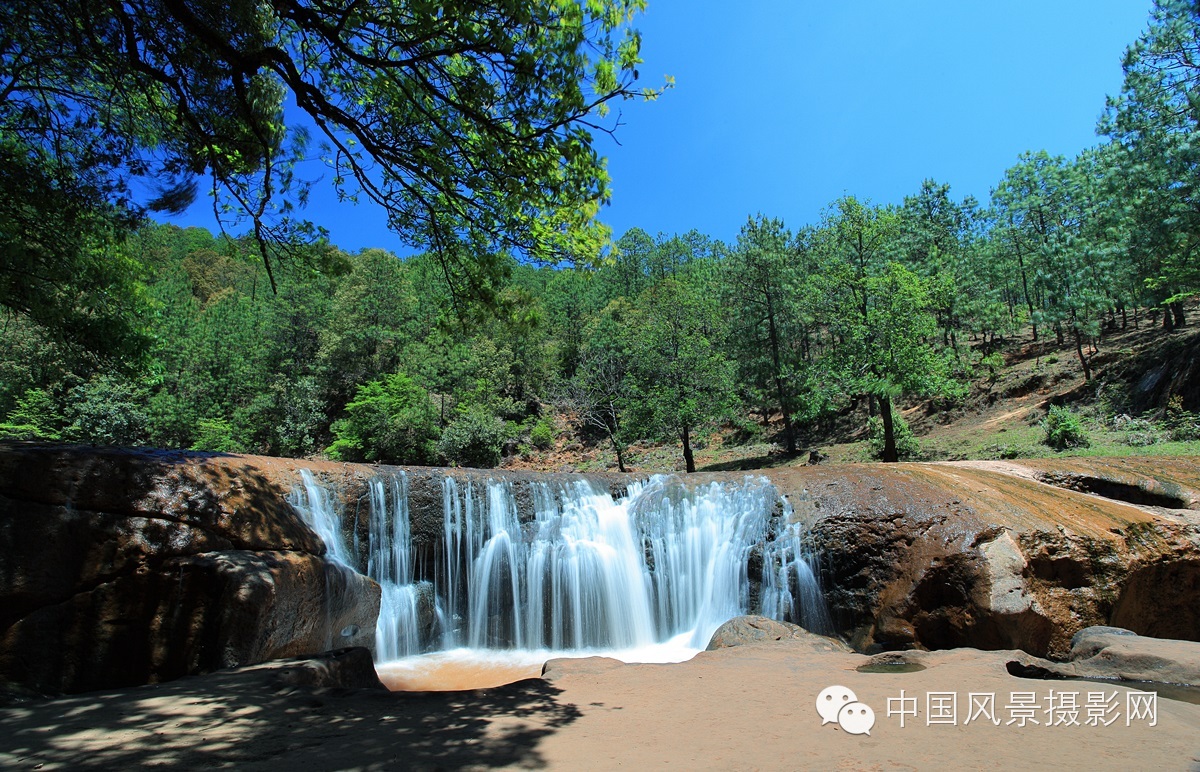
[706,615,852,652]
[1061,625,1200,685]
[1004,626,1200,686]
[0,443,381,695]
[231,646,387,692]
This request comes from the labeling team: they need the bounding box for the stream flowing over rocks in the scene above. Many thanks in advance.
[2,442,1198,695]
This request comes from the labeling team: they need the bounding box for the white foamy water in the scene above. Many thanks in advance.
[290,470,831,688]
[375,640,701,691]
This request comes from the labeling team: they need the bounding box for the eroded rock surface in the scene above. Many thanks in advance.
[1058,625,1200,685]
[234,646,387,692]
[0,444,381,694]
[766,460,1200,657]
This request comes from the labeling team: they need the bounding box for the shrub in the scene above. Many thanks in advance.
[65,375,150,446]
[191,418,246,453]
[1041,405,1089,450]
[1124,429,1163,447]
[438,409,507,468]
[1163,395,1200,441]
[868,413,920,460]
[529,416,556,450]
[327,372,439,463]
[979,352,1005,386]
[0,388,63,440]
[983,444,1023,460]
[726,415,764,445]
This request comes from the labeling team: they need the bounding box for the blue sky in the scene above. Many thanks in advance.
[162,1,1155,253]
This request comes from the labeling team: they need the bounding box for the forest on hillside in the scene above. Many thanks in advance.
[2,2,1200,470]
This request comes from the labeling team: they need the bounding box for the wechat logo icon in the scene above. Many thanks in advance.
[816,685,876,736]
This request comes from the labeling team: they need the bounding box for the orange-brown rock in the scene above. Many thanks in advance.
[762,460,1200,657]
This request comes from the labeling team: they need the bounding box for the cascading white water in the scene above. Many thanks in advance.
[760,499,834,635]
[289,469,424,659]
[291,470,831,667]
[366,474,424,660]
[291,469,354,566]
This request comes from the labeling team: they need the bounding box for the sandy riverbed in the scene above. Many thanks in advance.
[2,639,1198,770]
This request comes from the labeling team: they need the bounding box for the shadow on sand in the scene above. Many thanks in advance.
[0,670,581,770]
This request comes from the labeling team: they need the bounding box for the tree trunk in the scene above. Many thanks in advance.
[879,395,898,463]
[1073,327,1092,381]
[1015,243,1037,341]
[681,425,696,473]
[1171,301,1187,328]
[612,436,627,473]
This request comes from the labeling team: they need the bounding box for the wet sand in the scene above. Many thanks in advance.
[2,640,1198,770]
[376,651,547,692]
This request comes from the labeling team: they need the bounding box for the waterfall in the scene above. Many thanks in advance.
[290,469,354,566]
[366,474,424,660]
[760,499,834,635]
[289,469,424,659]
[291,470,831,662]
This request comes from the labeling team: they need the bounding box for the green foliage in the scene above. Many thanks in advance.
[5,0,1200,472]
[1,0,661,319]
[327,373,440,464]
[723,215,804,451]
[1102,0,1200,308]
[191,419,246,454]
[868,414,920,460]
[64,376,150,446]
[726,416,765,445]
[437,409,508,468]
[1122,425,1164,447]
[246,377,328,459]
[627,277,737,472]
[529,416,556,450]
[983,444,1025,460]
[806,199,967,462]
[0,388,63,440]
[1163,395,1200,441]
[563,298,637,470]
[0,136,150,362]
[1042,406,1091,451]
[979,352,1005,386]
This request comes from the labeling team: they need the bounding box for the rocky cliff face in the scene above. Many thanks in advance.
[0,444,380,695]
[768,459,1200,657]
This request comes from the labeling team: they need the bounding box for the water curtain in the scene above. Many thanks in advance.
[290,471,830,660]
